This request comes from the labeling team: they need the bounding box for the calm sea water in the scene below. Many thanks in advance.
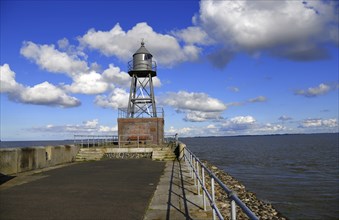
[181,133,339,220]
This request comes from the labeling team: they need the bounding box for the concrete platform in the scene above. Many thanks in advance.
[0,159,165,220]
[0,158,213,220]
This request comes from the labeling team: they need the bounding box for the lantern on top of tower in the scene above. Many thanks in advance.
[127,41,157,118]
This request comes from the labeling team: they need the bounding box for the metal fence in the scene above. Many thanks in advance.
[74,135,118,148]
[183,147,259,220]
[118,134,153,148]
[74,134,177,148]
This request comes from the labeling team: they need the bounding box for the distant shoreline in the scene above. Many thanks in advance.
[1,132,338,142]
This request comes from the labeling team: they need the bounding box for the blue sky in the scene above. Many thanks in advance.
[1,0,338,140]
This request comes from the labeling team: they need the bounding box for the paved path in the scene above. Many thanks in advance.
[144,160,212,220]
[0,159,165,220]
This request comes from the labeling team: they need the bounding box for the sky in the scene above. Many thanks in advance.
[1,0,338,140]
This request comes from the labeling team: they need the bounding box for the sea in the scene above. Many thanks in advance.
[181,133,339,220]
[1,133,338,219]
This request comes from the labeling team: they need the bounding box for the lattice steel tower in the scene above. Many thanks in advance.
[127,41,157,118]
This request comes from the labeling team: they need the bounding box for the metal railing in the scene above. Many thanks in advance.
[74,135,118,148]
[164,134,178,144]
[183,147,259,220]
[118,134,153,148]
[128,60,157,72]
[118,107,164,118]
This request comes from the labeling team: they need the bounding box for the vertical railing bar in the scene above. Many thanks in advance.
[193,157,197,186]
[231,200,236,220]
[197,161,200,195]
[191,154,193,178]
[211,177,216,220]
[202,168,206,211]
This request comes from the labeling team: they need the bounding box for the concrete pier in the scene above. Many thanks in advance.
[0,156,212,219]
[0,159,165,220]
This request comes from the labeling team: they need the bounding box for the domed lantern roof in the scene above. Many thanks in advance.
[133,41,152,57]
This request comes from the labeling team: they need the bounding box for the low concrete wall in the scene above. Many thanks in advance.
[105,147,155,154]
[0,145,80,175]
[103,147,155,159]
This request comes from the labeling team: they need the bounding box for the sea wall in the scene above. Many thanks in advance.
[0,145,80,175]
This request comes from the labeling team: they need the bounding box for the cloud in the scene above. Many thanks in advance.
[31,119,117,134]
[0,63,22,93]
[167,115,290,137]
[172,26,212,45]
[161,90,227,122]
[225,95,267,108]
[1,64,80,107]
[278,115,293,121]
[79,22,201,67]
[183,111,224,122]
[294,83,337,97]
[20,41,89,76]
[257,123,286,133]
[207,48,235,69]
[19,82,81,107]
[248,96,267,103]
[197,0,338,66]
[299,118,337,128]
[94,88,129,109]
[161,90,227,112]
[102,64,131,88]
[64,71,111,94]
[228,86,240,93]
[19,40,162,96]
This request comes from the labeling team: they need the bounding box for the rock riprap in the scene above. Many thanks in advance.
[202,160,287,220]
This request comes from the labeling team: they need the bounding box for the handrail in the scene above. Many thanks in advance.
[118,134,153,148]
[74,135,118,148]
[183,146,259,220]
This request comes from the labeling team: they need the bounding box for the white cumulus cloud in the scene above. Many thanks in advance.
[0,63,23,93]
[94,88,129,109]
[1,64,80,107]
[31,119,117,134]
[161,90,227,112]
[294,83,335,97]
[219,116,256,132]
[20,81,80,107]
[79,22,201,67]
[20,41,89,76]
[299,118,337,128]
[184,111,224,122]
[197,0,338,67]
[102,64,131,88]
[64,71,111,94]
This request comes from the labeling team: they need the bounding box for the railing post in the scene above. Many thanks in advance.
[191,155,194,178]
[231,200,236,220]
[193,157,197,186]
[202,168,206,211]
[211,177,216,220]
[197,161,200,195]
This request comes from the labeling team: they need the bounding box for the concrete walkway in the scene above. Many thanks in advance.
[0,159,165,220]
[144,160,212,220]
